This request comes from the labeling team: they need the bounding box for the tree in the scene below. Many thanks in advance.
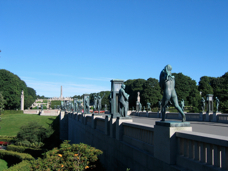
[0,69,37,110]
[141,78,162,108]
[0,92,6,114]
[198,76,214,98]
[125,79,146,108]
[27,87,36,99]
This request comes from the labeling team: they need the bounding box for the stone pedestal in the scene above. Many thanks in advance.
[157,111,161,118]
[83,113,92,124]
[154,121,192,164]
[205,112,213,121]
[199,112,205,121]
[212,112,221,122]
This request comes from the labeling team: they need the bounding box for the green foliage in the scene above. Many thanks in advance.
[36,95,49,99]
[1,110,23,115]
[0,159,8,170]
[141,78,162,108]
[199,73,228,113]
[7,144,45,159]
[72,95,83,99]
[0,92,6,114]
[125,79,147,108]
[27,87,36,100]
[43,100,48,103]
[0,69,36,110]
[51,100,61,109]
[30,140,103,171]
[171,73,201,111]
[15,122,53,148]
[0,150,34,168]
[0,136,15,143]
[90,91,111,110]
[7,145,26,153]
[6,160,31,171]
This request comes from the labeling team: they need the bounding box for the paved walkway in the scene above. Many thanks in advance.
[131,116,228,137]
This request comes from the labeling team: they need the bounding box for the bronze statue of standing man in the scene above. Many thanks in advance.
[118,83,129,117]
[159,65,186,122]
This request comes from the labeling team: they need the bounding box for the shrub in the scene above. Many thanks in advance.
[30,140,103,171]
[0,150,34,167]
[15,121,53,148]
[7,160,31,171]
[7,144,26,153]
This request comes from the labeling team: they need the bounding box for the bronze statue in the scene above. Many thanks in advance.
[158,101,162,111]
[118,83,129,117]
[85,96,90,113]
[215,97,220,112]
[97,93,105,114]
[180,99,185,111]
[159,65,186,122]
[201,97,205,112]
[147,102,151,111]
[93,94,98,111]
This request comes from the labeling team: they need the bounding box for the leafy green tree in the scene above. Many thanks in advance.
[141,78,162,108]
[198,76,214,98]
[15,122,53,148]
[0,92,6,114]
[89,91,110,110]
[172,73,200,108]
[125,79,146,108]
[27,87,36,99]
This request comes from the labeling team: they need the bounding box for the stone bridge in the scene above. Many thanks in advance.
[60,111,228,171]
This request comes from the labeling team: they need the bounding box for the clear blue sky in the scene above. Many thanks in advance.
[0,0,227,97]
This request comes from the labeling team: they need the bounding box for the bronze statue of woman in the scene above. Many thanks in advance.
[159,65,186,122]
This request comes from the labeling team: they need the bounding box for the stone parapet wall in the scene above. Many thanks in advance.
[60,111,228,171]
[129,111,228,123]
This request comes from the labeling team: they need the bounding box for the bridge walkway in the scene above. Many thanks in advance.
[131,115,228,137]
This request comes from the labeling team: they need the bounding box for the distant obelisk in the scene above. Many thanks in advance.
[60,86,63,98]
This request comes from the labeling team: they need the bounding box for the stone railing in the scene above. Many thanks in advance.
[86,116,92,127]
[61,111,228,171]
[176,131,228,170]
[123,122,154,154]
[95,118,105,133]
[130,111,228,123]
[217,114,228,123]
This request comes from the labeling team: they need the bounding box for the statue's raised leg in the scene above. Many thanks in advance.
[172,98,186,122]
[161,99,169,121]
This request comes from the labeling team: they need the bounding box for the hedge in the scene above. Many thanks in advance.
[7,145,44,158]
[50,100,61,109]
[0,150,34,167]
[7,145,26,153]
[6,160,31,171]
[1,110,23,114]
[0,136,16,143]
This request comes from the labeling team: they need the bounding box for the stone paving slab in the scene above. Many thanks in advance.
[131,116,228,137]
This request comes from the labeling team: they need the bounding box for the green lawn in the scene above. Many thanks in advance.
[0,113,57,136]
[0,159,8,171]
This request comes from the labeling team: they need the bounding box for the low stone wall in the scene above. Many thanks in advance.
[40,110,60,116]
[23,110,39,114]
[60,111,228,171]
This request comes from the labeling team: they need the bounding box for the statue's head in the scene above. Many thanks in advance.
[165,64,172,71]
[121,83,126,89]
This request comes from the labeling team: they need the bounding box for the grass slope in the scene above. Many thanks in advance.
[0,159,8,171]
[0,113,57,136]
